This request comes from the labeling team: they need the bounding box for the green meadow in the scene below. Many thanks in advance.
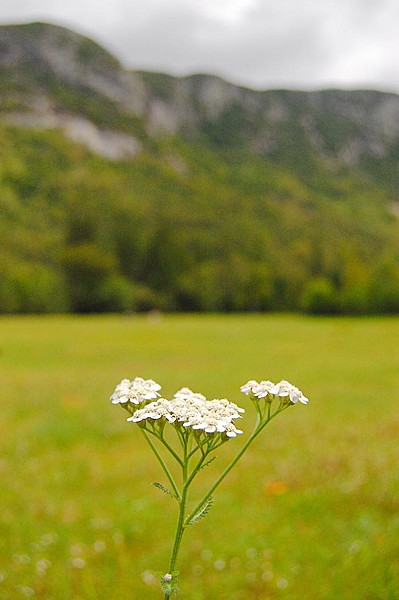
[0,314,398,599]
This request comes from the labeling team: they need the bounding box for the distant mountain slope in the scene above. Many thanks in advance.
[1,22,399,314]
[2,23,399,185]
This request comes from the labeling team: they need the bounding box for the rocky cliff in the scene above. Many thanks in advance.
[1,21,399,186]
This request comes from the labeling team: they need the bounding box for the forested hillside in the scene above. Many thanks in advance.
[1,22,399,313]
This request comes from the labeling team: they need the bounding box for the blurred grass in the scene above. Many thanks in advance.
[0,314,398,599]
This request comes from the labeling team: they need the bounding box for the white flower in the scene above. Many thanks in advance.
[172,397,205,422]
[173,387,207,402]
[241,379,308,405]
[182,398,244,437]
[128,391,245,437]
[110,377,161,405]
[240,380,259,395]
[240,379,275,399]
[252,380,275,398]
[270,380,309,404]
[127,398,176,423]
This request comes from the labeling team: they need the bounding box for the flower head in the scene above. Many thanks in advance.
[127,398,176,423]
[182,399,244,437]
[240,379,275,399]
[128,389,244,438]
[173,387,207,403]
[241,379,308,405]
[110,377,161,405]
[270,380,309,404]
[240,380,259,395]
[253,380,276,398]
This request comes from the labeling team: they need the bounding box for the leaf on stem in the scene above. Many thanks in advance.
[186,497,213,526]
[199,455,217,470]
[152,482,178,500]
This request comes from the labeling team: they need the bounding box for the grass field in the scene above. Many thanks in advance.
[0,314,398,600]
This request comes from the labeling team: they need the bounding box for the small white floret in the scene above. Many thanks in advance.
[128,389,245,438]
[270,380,309,405]
[240,380,258,395]
[110,376,161,406]
[252,380,275,398]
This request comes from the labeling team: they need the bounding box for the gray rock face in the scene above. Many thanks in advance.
[5,111,142,160]
[0,22,147,115]
[1,21,399,170]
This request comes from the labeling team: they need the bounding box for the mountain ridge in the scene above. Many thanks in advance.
[0,21,399,314]
[1,21,399,180]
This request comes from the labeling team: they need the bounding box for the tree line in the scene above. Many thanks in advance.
[1,124,399,315]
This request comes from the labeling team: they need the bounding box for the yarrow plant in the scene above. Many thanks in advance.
[110,376,308,598]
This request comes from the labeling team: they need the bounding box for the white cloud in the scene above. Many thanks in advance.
[0,0,398,91]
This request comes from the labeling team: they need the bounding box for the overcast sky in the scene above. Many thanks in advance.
[1,0,398,92]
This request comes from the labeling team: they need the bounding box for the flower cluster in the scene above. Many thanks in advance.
[110,373,309,598]
[127,387,245,438]
[110,377,161,405]
[240,379,308,404]
[111,376,308,443]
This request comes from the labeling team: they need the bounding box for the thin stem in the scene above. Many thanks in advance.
[185,407,286,525]
[175,426,187,449]
[164,445,190,600]
[185,453,207,489]
[158,433,184,468]
[140,429,180,500]
[162,402,289,598]
[184,428,258,526]
[196,436,207,459]
[267,402,271,421]
[187,444,201,460]
[170,488,187,569]
[163,491,187,599]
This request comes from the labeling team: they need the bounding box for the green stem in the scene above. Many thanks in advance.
[140,429,180,500]
[159,433,184,468]
[169,486,188,570]
[164,445,191,600]
[187,444,201,460]
[185,407,286,525]
[161,403,288,598]
[185,453,207,490]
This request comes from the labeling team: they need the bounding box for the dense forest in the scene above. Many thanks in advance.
[1,22,399,314]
